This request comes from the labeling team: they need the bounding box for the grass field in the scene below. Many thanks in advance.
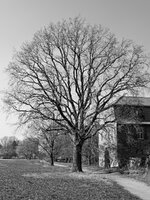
[0,159,141,200]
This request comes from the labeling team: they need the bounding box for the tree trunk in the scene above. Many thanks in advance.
[145,156,150,183]
[147,167,150,182]
[72,143,83,172]
[104,148,110,168]
[50,152,54,166]
[48,148,54,166]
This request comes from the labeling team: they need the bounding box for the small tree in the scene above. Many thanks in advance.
[55,134,73,162]
[82,134,99,165]
[4,17,149,171]
[26,119,60,166]
[17,138,39,159]
[0,136,18,159]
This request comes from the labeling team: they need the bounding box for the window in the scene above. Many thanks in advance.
[137,127,144,139]
[136,108,145,121]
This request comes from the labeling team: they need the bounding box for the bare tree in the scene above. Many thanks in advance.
[0,136,18,159]
[16,137,39,159]
[82,134,99,165]
[4,17,149,171]
[27,120,59,166]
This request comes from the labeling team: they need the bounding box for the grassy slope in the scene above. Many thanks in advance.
[0,159,141,200]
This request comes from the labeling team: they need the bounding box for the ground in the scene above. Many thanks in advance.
[0,159,143,200]
[107,174,150,200]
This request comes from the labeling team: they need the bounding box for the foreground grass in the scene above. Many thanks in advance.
[0,159,141,200]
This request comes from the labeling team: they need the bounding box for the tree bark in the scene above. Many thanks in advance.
[72,143,83,172]
[49,151,54,166]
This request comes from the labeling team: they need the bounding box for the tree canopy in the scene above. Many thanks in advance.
[4,17,149,171]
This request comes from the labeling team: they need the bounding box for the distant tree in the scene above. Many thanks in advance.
[16,138,39,159]
[26,119,60,166]
[37,131,58,166]
[55,134,73,162]
[82,134,99,165]
[4,17,149,172]
[0,136,18,159]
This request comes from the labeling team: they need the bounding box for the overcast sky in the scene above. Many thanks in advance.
[0,0,150,139]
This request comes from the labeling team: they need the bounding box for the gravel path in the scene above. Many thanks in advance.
[107,174,150,200]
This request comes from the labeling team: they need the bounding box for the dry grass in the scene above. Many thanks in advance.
[0,159,141,200]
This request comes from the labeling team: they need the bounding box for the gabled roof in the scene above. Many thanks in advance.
[115,96,150,107]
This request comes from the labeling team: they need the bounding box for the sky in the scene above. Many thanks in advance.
[0,0,150,139]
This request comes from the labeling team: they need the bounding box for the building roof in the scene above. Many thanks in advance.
[115,96,150,107]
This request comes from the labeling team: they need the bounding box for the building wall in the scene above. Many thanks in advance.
[98,125,118,167]
[98,104,150,168]
[144,125,150,140]
[117,123,150,167]
[142,107,150,122]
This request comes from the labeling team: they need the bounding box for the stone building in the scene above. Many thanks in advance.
[99,96,150,168]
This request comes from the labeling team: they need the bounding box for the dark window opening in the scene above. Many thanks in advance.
[137,127,144,140]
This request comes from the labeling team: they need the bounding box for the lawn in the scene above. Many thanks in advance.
[0,159,141,200]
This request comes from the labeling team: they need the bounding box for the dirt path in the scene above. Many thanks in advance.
[107,174,150,200]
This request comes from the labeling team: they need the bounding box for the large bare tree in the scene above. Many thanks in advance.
[4,17,149,171]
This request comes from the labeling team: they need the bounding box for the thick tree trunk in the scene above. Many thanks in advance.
[72,143,83,172]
